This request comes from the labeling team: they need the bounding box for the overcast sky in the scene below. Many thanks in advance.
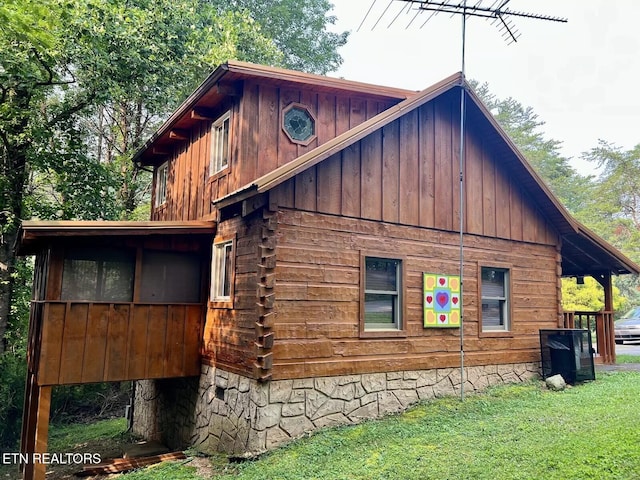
[327,0,640,175]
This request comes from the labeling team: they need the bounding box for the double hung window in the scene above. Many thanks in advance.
[155,161,168,207]
[481,267,510,331]
[211,240,233,302]
[364,257,402,331]
[210,111,230,175]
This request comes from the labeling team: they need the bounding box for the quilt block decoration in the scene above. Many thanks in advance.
[423,273,461,328]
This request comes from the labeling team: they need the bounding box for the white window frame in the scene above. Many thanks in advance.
[210,110,230,176]
[363,256,402,331]
[155,161,168,207]
[211,239,233,303]
[481,266,510,331]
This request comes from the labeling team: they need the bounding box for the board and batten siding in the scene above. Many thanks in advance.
[270,92,558,246]
[271,209,560,380]
[152,79,399,222]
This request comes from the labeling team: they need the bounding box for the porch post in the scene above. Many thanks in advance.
[595,272,615,364]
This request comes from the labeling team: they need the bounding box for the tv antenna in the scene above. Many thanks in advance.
[359,1,567,402]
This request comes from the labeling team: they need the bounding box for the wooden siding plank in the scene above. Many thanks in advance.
[451,101,461,230]
[257,84,280,177]
[465,130,483,234]
[81,303,109,383]
[145,305,167,378]
[360,130,383,220]
[164,305,186,378]
[239,82,259,185]
[434,99,453,230]
[399,110,420,225]
[299,89,319,154]
[103,304,129,382]
[509,182,524,241]
[294,166,318,211]
[382,120,400,223]
[38,303,65,385]
[522,196,539,243]
[316,93,336,144]
[183,305,203,375]
[482,142,497,237]
[190,124,204,220]
[316,153,342,214]
[418,103,435,228]
[278,88,301,167]
[349,97,367,128]
[335,96,350,135]
[58,303,88,384]
[495,166,511,239]
[127,305,150,380]
[341,143,361,218]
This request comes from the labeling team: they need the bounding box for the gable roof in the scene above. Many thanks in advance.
[133,60,415,166]
[214,72,639,277]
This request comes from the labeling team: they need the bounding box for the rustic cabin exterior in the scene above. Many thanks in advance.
[18,61,639,476]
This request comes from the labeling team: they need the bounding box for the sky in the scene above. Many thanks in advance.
[326,0,640,175]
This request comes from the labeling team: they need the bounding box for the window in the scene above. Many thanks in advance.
[155,161,168,207]
[211,240,233,302]
[481,267,510,331]
[364,257,402,330]
[139,251,202,303]
[210,111,230,175]
[61,247,135,302]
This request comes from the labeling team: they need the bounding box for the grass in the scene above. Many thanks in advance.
[616,354,640,364]
[5,373,640,479]
[220,372,640,480]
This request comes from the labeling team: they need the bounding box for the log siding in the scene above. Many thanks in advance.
[271,209,559,380]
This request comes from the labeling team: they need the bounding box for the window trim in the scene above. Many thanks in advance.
[359,252,407,338]
[155,161,168,207]
[479,264,513,336]
[210,236,235,308]
[209,110,231,176]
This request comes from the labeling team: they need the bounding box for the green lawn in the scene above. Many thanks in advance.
[6,373,640,480]
[616,354,640,364]
[219,372,640,480]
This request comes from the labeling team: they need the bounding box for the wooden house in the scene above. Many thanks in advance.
[17,61,640,476]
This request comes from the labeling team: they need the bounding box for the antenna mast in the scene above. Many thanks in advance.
[362,1,567,402]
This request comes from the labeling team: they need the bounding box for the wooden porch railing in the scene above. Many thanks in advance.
[563,310,615,364]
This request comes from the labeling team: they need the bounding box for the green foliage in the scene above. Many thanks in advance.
[122,461,201,480]
[48,417,128,451]
[561,277,627,314]
[0,350,27,449]
[225,0,348,74]
[472,81,593,214]
[212,374,640,480]
[616,354,640,364]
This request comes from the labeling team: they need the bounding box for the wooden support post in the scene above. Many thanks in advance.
[594,272,615,364]
[21,383,51,480]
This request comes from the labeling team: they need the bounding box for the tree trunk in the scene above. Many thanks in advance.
[0,229,18,353]
[0,89,31,354]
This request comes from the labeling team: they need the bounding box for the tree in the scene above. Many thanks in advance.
[581,141,640,306]
[0,0,347,353]
[472,82,593,215]
[225,0,348,74]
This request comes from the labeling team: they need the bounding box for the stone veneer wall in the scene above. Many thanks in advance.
[133,362,539,456]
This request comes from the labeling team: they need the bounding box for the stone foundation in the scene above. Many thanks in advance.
[133,362,539,455]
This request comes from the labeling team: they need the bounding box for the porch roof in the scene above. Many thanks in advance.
[17,220,216,256]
